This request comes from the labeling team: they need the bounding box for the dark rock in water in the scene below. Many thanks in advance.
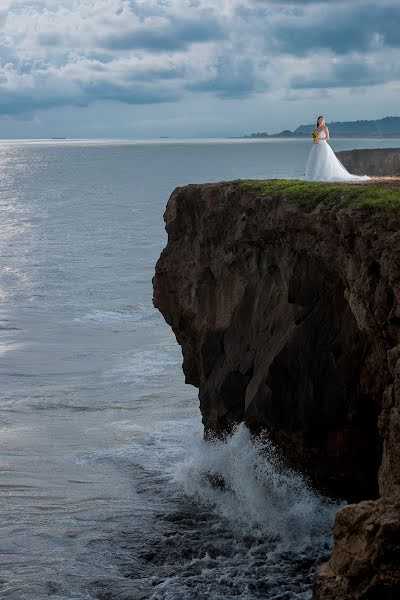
[203,471,229,490]
[336,147,400,176]
[153,179,400,598]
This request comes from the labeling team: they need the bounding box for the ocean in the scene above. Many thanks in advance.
[1,137,398,600]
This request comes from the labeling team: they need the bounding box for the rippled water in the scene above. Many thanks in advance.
[1,137,397,599]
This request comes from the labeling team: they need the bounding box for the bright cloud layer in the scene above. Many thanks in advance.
[0,0,399,136]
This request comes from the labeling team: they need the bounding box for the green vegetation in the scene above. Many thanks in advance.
[236,179,400,211]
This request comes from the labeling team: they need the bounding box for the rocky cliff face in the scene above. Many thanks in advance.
[153,180,400,598]
[336,148,400,176]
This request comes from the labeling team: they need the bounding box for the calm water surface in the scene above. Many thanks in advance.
[1,138,398,599]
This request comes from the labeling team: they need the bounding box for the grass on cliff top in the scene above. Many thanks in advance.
[236,178,400,211]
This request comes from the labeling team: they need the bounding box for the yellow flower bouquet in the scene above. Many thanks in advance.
[312,132,319,139]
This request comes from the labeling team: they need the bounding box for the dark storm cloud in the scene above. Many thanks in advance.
[81,81,180,104]
[273,4,400,55]
[0,81,181,118]
[186,56,265,99]
[0,83,178,118]
[291,61,396,89]
[100,14,226,52]
[0,92,76,116]
[251,0,363,4]
[130,66,187,82]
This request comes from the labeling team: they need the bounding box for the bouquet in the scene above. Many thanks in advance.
[312,132,319,139]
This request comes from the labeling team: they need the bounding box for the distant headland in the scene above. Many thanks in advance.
[244,116,400,138]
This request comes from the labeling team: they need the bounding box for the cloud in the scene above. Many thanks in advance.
[100,13,226,52]
[0,0,398,121]
[272,3,400,55]
[0,55,186,117]
[186,55,267,99]
[291,58,399,89]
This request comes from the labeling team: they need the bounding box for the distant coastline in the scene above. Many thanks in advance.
[244,116,400,139]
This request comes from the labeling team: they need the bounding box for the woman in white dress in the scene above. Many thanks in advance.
[304,116,370,182]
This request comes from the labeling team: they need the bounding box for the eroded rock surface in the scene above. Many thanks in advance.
[153,181,400,597]
[314,496,400,599]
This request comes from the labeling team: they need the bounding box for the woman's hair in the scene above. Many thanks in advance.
[316,115,324,126]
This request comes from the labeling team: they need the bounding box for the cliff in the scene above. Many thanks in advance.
[153,179,400,598]
[337,148,400,177]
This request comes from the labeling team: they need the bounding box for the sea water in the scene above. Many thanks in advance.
[1,137,398,599]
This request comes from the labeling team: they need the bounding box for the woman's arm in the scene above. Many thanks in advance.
[324,126,330,140]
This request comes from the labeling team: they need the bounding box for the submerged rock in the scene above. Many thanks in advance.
[153,179,400,597]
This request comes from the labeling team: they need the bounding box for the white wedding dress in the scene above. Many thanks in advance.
[304,130,370,182]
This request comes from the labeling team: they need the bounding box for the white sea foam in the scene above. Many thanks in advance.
[74,418,338,599]
[134,424,341,599]
[173,423,340,550]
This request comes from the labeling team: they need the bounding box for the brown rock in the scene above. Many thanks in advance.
[153,180,400,597]
[336,148,400,176]
[314,496,400,599]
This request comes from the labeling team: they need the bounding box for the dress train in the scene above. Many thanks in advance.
[304,132,370,182]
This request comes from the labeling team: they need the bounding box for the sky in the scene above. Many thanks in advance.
[0,0,399,138]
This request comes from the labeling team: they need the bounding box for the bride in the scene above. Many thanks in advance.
[304,116,370,182]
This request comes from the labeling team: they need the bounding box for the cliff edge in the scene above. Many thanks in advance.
[153,179,400,598]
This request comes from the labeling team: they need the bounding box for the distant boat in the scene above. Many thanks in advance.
[51,137,67,140]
